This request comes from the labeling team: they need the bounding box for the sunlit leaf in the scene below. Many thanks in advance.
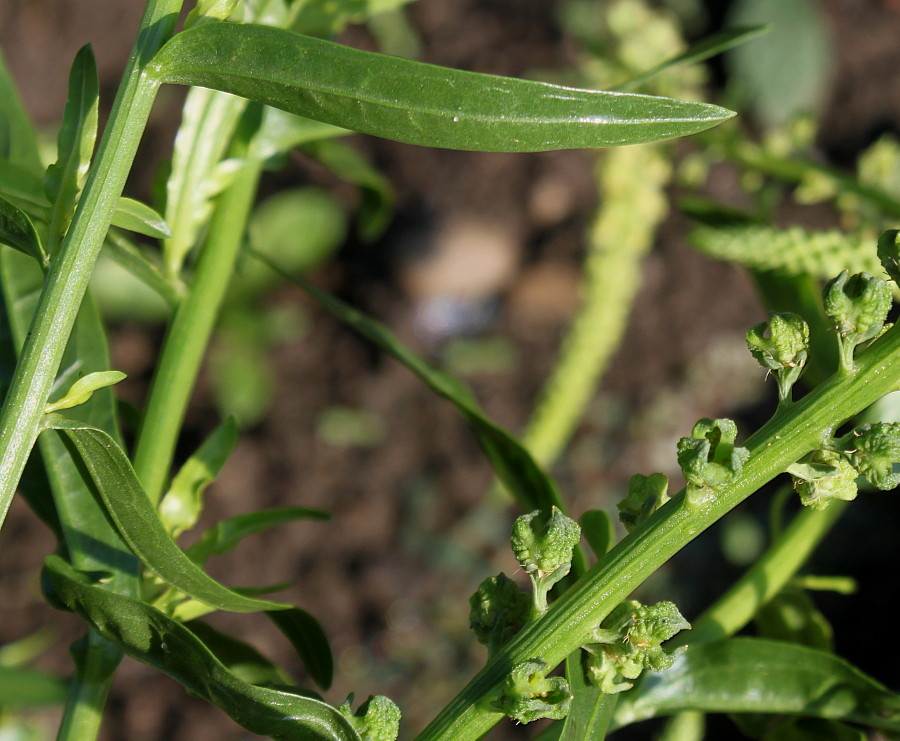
[44,370,126,414]
[112,197,172,239]
[612,638,900,732]
[149,22,735,152]
[45,556,360,740]
[43,417,291,614]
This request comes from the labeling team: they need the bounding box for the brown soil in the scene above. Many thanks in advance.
[3,1,900,739]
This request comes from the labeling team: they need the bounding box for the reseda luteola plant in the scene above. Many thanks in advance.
[3,0,900,739]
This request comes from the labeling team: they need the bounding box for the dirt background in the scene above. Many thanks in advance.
[3,0,900,739]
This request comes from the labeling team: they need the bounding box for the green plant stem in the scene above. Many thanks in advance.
[55,630,121,741]
[133,159,263,504]
[0,0,182,532]
[674,500,847,647]
[416,324,900,741]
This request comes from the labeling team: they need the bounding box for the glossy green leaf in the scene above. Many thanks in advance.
[612,638,900,732]
[186,506,329,564]
[267,608,334,690]
[149,23,735,152]
[45,556,361,741]
[185,619,291,685]
[159,417,239,537]
[302,139,393,240]
[112,196,172,239]
[0,194,47,265]
[43,417,291,614]
[252,252,570,521]
[43,44,99,238]
[0,47,43,175]
[0,665,67,708]
[618,26,769,91]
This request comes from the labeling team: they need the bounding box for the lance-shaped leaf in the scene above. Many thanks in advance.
[44,44,99,239]
[43,417,291,613]
[45,556,360,741]
[0,194,46,265]
[44,370,126,413]
[186,507,329,564]
[111,197,172,239]
[251,252,574,534]
[148,22,735,153]
[611,638,900,732]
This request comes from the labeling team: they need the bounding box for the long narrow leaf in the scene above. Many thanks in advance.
[267,609,334,690]
[112,196,172,239]
[43,44,99,238]
[45,556,360,741]
[44,417,291,614]
[252,252,568,521]
[149,22,734,152]
[0,194,46,265]
[612,638,900,732]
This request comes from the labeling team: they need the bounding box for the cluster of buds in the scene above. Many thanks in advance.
[338,694,401,741]
[676,418,750,507]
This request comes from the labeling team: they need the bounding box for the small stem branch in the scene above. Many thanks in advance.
[133,159,262,504]
[55,630,122,741]
[416,325,900,741]
[0,0,182,532]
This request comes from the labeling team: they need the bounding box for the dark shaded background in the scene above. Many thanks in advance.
[2,0,900,738]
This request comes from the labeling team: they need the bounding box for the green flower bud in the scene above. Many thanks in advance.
[746,312,810,402]
[469,573,530,655]
[493,659,572,724]
[787,450,859,510]
[618,473,669,532]
[877,229,900,284]
[511,507,580,585]
[822,271,892,370]
[583,600,689,694]
[676,418,750,506]
[840,422,900,490]
[338,694,401,741]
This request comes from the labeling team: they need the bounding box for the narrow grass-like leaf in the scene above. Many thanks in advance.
[0,665,67,708]
[186,507,329,564]
[617,26,769,91]
[45,556,361,741]
[159,417,239,537]
[43,44,99,240]
[0,48,43,175]
[149,23,735,152]
[267,608,334,690]
[612,638,900,732]
[112,197,172,239]
[561,650,616,741]
[44,417,291,613]
[253,252,567,519]
[0,194,47,265]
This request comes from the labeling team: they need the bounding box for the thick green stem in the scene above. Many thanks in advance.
[55,630,121,741]
[0,0,181,532]
[133,160,262,504]
[416,323,900,741]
